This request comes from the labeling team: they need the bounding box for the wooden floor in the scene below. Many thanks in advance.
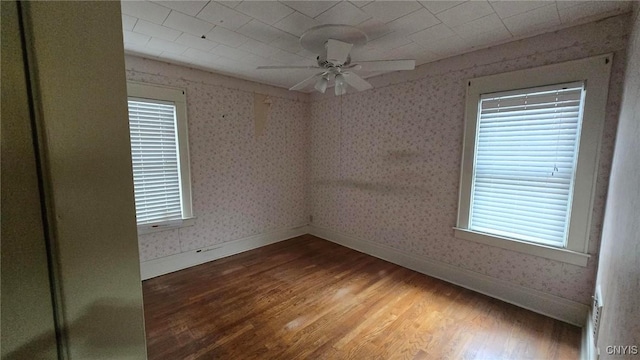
[142,235,580,359]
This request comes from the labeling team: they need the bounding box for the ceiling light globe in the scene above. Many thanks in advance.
[315,77,328,93]
[334,74,347,96]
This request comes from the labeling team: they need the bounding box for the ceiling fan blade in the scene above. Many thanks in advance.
[342,72,373,92]
[289,72,324,91]
[257,65,321,70]
[327,39,353,65]
[350,60,415,72]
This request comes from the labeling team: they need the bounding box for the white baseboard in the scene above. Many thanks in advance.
[140,225,309,280]
[309,225,589,327]
[141,223,589,326]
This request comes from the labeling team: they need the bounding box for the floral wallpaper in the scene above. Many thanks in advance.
[128,12,632,307]
[125,58,309,262]
[309,14,630,305]
[595,7,640,354]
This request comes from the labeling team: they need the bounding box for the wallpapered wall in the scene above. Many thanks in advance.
[308,14,629,305]
[595,6,640,356]
[128,13,631,306]
[125,56,309,261]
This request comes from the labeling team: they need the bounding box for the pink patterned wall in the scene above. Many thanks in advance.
[125,57,309,262]
[308,14,630,305]
[595,6,640,355]
[127,13,632,306]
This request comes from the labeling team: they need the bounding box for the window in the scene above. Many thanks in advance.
[455,54,612,266]
[127,81,193,233]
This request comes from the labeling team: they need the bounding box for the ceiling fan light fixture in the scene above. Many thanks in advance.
[334,74,346,96]
[258,25,416,95]
[314,76,329,93]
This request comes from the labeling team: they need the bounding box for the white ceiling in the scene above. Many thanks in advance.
[121,0,632,90]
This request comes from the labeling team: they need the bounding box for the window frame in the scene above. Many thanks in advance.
[454,54,613,267]
[127,81,194,234]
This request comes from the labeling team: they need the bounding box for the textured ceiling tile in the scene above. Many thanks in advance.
[211,44,252,61]
[175,33,219,51]
[147,37,189,54]
[357,19,393,41]
[350,1,374,8]
[218,1,242,9]
[273,11,320,37]
[237,19,289,44]
[236,1,295,25]
[238,53,270,66]
[123,30,150,46]
[419,1,466,14]
[452,14,506,38]
[315,2,371,26]
[157,51,194,65]
[555,1,584,10]
[435,1,495,27]
[361,1,422,23]
[196,2,252,31]
[387,8,440,36]
[489,1,549,19]
[502,4,560,37]
[558,1,631,24]
[183,47,219,63]
[268,49,308,64]
[458,25,512,47]
[133,20,182,41]
[422,35,469,56]
[206,26,250,47]
[270,32,304,53]
[364,31,413,52]
[280,1,339,18]
[164,11,214,36]
[408,23,456,46]
[239,39,280,57]
[152,1,208,16]
[121,1,170,24]
[123,0,631,91]
[387,41,430,59]
[122,14,138,31]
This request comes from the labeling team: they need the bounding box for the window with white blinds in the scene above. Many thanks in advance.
[455,54,612,266]
[126,82,192,230]
[469,82,585,247]
[128,99,182,224]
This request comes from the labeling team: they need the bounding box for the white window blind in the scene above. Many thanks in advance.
[128,98,183,225]
[469,82,585,247]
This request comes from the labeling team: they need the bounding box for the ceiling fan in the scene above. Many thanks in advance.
[257,25,416,95]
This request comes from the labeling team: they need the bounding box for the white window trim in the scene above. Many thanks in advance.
[455,54,613,267]
[127,81,194,234]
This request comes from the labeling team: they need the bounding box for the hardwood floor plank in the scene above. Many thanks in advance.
[142,235,581,359]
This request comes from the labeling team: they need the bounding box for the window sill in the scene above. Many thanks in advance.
[138,218,195,235]
[453,228,590,267]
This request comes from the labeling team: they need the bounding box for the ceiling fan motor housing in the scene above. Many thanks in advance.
[317,53,351,69]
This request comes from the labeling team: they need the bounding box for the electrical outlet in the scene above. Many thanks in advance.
[592,285,604,345]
